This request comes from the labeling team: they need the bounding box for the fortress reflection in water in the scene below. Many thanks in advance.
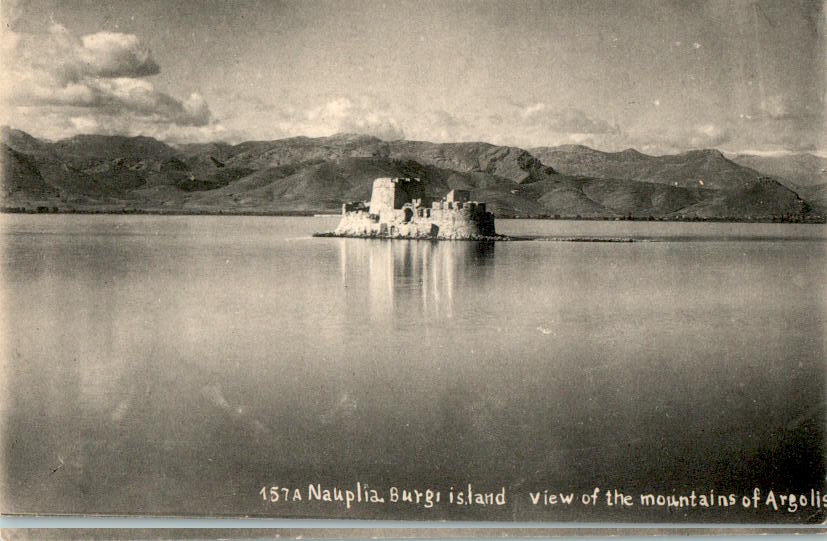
[338,239,495,321]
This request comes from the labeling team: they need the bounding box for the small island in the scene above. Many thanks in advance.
[315,177,507,240]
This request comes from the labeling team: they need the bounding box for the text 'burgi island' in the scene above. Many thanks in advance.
[322,177,500,240]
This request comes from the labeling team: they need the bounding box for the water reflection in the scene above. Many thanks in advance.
[339,239,495,321]
[4,216,824,520]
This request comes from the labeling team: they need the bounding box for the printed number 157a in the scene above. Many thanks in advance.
[260,486,300,502]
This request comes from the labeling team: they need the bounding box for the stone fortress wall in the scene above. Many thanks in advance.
[334,177,496,239]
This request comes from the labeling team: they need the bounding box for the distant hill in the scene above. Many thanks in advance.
[178,133,557,184]
[1,127,820,221]
[530,145,762,191]
[51,134,179,162]
[1,127,52,155]
[0,144,59,199]
[793,183,827,216]
[386,140,556,183]
[727,153,827,189]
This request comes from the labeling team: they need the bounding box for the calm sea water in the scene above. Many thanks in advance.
[1,215,825,522]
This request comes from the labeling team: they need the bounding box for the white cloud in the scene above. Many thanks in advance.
[761,94,794,120]
[697,123,723,139]
[519,104,618,135]
[78,31,160,78]
[7,106,227,143]
[398,102,624,149]
[2,21,217,140]
[19,23,161,84]
[520,103,547,118]
[627,122,731,154]
[276,97,405,141]
[408,103,628,150]
[69,116,100,132]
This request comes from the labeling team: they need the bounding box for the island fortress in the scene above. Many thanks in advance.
[330,177,497,240]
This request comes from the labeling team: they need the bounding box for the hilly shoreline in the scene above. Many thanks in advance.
[2,127,824,223]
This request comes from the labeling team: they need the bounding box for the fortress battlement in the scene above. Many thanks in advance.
[328,177,498,240]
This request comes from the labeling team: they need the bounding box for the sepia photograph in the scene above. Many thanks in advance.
[0,0,825,530]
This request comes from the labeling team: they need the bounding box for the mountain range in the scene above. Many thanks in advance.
[2,127,824,221]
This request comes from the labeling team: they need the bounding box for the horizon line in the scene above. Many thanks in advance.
[3,125,825,159]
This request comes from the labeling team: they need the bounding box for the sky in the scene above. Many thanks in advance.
[1,0,824,154]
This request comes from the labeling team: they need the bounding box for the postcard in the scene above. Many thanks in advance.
[1,0,824,531]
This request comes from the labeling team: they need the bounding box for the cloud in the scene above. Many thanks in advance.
[520,103,547,118]
[9,105,227,143]
[518,103,618,135]
[736,95,803,123]
[275,97,405,141]
[728,93,824,152]
[2,21,216,140]
[77,30,160,79]
[460,103,625,148]
[16,23,160,84]
[693,123,728,146]
[731,112,823,154]
[9,76,210,127]
[626,122,731,154]
[69,115,100,132]
[229,91,273,113]
[397,102,625,149]
[85,79,210,126]
[410,109,473,142]
[756,94,807,121]
[264,94,816,155]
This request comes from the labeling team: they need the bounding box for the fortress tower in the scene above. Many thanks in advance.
[368,177,428,217]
